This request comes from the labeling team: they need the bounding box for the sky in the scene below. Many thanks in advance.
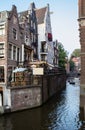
[0,0,80,57]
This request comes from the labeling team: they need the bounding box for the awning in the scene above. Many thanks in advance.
[13,67,27,73]
[47,63,54,68]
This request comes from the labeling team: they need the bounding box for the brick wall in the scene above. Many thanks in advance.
[79,26,85,85]
[78,0,85,87]
[11,86,42,112]
[79,0,85,17]
[40,73,66,104]
[10,73,66,112]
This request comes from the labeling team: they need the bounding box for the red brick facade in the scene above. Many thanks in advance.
[0,4,38,86]
[79,0,85,86]
[79,27,85,84]
[78,0,85,107]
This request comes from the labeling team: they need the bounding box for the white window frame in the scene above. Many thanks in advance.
[0,24,5,35]
[9,44,12,59]
[0,42,5,58]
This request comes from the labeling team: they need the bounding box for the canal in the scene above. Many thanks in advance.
[0,81,83,130]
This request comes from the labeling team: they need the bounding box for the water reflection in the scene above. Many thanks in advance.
[0,82,83,130]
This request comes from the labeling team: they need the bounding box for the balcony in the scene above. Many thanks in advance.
[40,49,48,55]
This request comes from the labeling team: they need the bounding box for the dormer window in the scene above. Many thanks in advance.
[13,28,17,40]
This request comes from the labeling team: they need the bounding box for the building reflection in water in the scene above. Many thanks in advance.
[0,115,12,130]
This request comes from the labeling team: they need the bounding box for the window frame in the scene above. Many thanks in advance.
[0,66,5,82]
[13,28,17,40]
[0,43,4,58]
[13,46,16,60]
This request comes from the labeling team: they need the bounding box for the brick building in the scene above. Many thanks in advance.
[0,5,22,109]
[0,3,59,112]
[0,3,38,83]
[0,5,22,84]
[0,4,38,109]
[78,0,85,107]
[18,2,38,63]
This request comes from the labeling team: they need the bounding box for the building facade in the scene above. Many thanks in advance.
[0,5,23,110]
[78,0,85,107]
[36,4,54,65]
[18,2,38,65]
[0,3,38,111]
[0,3,59,113]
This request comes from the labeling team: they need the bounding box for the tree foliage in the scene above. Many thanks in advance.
[69,48,80,71]
[69,60,75,71]
[58,43,68,68]
[71,49,80,57]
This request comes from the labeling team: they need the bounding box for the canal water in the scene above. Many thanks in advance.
[0,82,83,130]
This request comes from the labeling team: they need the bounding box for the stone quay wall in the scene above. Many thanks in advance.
[10,73,66,112]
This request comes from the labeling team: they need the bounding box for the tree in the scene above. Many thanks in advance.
[69,48,80,71]
[69,60,75,71]
[58,43,68,68]
[71,49,80,57]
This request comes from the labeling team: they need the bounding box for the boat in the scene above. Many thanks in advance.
[68,77,80,85]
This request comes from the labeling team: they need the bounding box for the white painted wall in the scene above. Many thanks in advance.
[38,24,46,60]
[37,5,54,65]
[3,87,11,107]
[0,94,2,106]
[45,5,54,64]
[22,44,24,62]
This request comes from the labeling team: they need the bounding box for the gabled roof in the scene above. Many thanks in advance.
[0,5,18,22]
[35,7,47,24]
[8,5,18,20]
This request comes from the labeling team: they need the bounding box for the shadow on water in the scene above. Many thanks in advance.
[0,82,83,130]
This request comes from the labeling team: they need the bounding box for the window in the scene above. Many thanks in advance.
[20,32,23,40]
[25,35,29,45]
[13,28,17,40]
[9,44,12,59]
[48,33,52,42]
[0,24,5,35]
[17,48,20,62]
[0,66,4,82]
[13,46,16,60]
[0,43,4,58]
[8,66,12,82]
[41,55,46,61]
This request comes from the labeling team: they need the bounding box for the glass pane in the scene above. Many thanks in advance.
[0,66,4,82]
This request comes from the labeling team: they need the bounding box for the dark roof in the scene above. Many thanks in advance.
[35,7,47,24]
